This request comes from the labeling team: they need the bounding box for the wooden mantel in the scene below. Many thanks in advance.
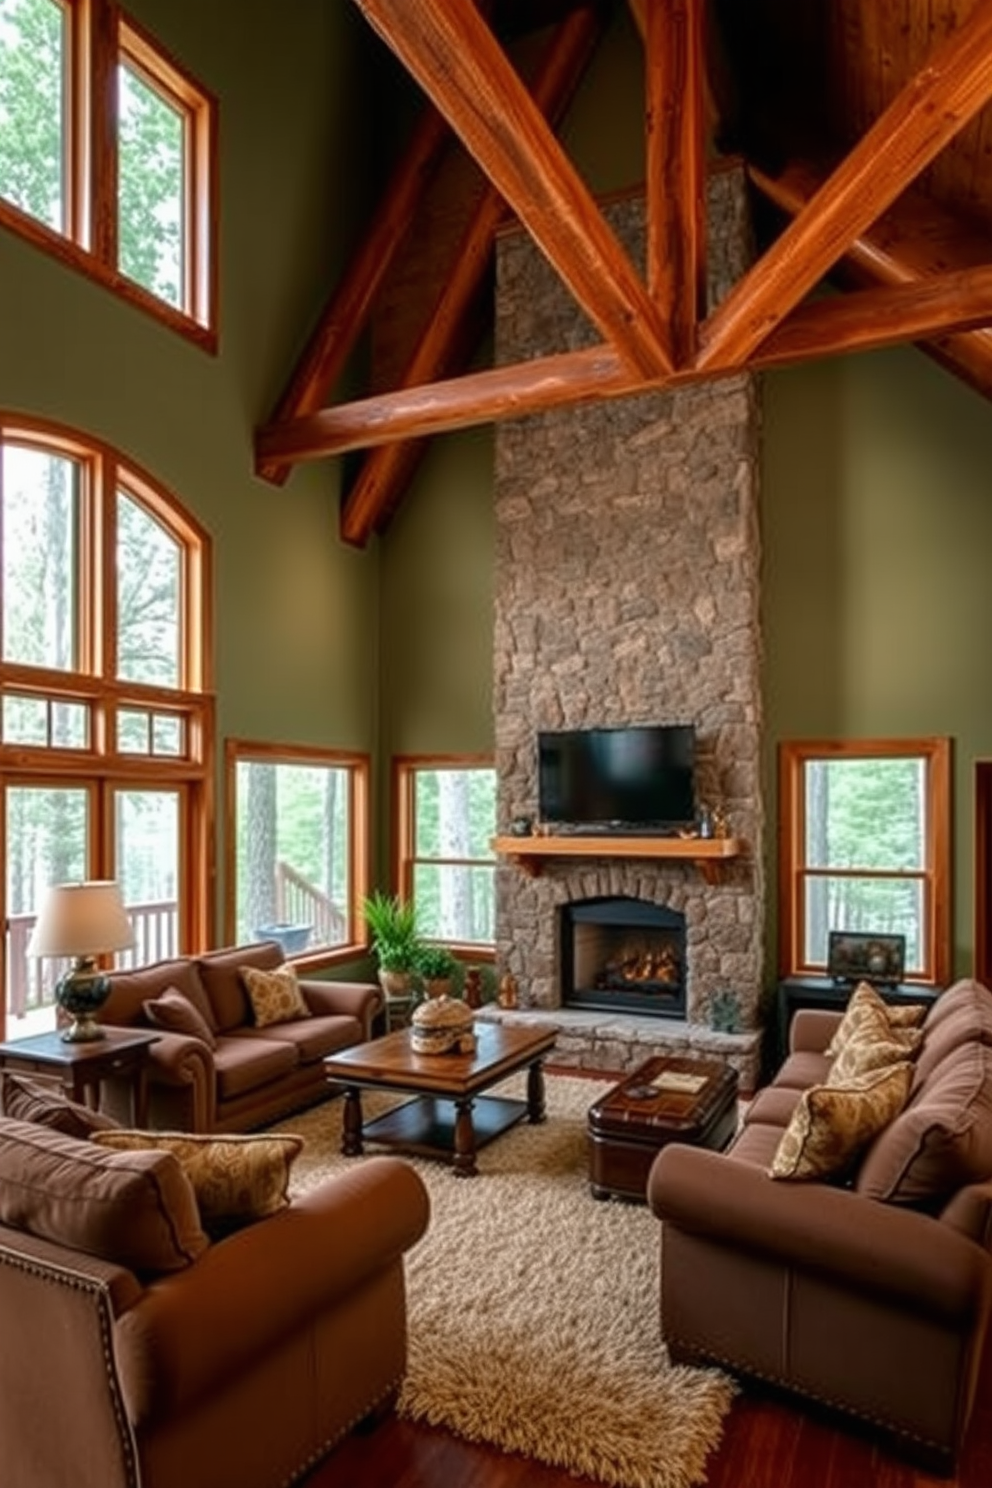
[492,834,743,884]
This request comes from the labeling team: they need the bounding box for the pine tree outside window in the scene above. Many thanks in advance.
[778,738,951,985]
[395,758,496,953]
[0,413,214,1041]
[0,0,216,345]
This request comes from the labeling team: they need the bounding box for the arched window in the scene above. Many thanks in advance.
[0,414,214,1039]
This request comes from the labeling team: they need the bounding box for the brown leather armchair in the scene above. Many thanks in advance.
[0,1151,429,1488]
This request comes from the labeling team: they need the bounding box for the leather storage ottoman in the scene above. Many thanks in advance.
[587,1055,739,1201]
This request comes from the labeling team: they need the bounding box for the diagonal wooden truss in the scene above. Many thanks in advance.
[255,0,992,546]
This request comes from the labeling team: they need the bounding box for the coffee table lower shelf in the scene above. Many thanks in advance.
[362,1093,527,1166]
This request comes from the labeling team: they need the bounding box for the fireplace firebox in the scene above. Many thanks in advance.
[560,897,687,1017]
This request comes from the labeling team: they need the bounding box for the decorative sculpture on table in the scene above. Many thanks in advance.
[28,881,135,1042]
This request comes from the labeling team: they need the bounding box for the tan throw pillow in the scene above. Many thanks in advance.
[143,986,217,1049]
[0,1118,208,1273]
[92,1130,303,1235]
[770,1062,913,1182]
[240,964,311,1028]
[1,1071,119,1137]
[828,1026,922,1085]
[826,982,925,1057]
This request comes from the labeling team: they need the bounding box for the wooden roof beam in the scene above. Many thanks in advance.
[351,0,674,378]
[255,103,450,486]
[750,157,992,404]
[698,0,992,372]
[645,0,706,366]
[255,263,992,465]
[339,6,607,546]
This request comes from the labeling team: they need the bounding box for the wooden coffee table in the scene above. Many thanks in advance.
[324,1021,557,1177]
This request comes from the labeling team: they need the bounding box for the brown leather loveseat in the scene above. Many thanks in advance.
[0,1095,430,1488]
[99,940,381,1132]
[649,977,992,1470]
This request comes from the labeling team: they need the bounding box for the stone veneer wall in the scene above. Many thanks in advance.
[493,164,765,1033]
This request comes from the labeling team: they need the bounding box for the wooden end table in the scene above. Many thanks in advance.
[0,1028,160,1127]
[324,1021,557,1177]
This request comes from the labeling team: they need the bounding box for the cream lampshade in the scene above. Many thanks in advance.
[28,881,135,1043]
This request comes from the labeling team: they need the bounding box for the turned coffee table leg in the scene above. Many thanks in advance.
[341,1087,364,1156]
[453,1098,478,1177]
[527,1058,547,1123]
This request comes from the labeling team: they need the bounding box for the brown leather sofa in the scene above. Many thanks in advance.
[99,940,381,1132]
[0,1114,430,1488]
[648,978,992,1469]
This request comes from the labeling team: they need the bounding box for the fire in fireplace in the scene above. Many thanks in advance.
[560,897,687,1017]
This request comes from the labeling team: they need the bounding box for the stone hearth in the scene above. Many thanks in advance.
[492,165,764,1092]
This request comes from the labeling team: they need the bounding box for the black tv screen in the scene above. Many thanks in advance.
[537,725,696,829]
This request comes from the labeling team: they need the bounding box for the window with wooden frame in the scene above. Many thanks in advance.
[225,741,369,969]
[0,413,214,1040]
[0,0,217,346]
[395,756,496,955]
[778,738,951,986]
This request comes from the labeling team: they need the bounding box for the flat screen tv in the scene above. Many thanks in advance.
[537,724,696,831]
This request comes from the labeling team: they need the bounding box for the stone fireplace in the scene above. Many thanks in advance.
[488,164,765,1088]
[562,897,686,1018]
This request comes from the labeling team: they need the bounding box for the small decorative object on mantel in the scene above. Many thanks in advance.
[708,987,741,1034]
[711,804,730,839]
[410,994,476,1055]
[509,815,533,838]
[497,971,518,1009]
[697,804,714,840]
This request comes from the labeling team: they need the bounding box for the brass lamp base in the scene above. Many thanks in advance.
[55,959,110,1043]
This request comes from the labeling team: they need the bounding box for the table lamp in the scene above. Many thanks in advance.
[28,881,136,1042]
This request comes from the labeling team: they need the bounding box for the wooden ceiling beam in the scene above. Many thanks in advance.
[339,6,606,546]
[645,0,706,365]
[255,102,450,486]
[255,263,992,466]
[698,0,992,372]
[350,0,674,378]
[750,156,992,402]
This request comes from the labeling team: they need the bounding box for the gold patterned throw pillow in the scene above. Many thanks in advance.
[769,1062,913,1182]
[92,1130,303,1234]
[240,964,311,1028]
[828,1024,922,1085]
[826,981,927,1058]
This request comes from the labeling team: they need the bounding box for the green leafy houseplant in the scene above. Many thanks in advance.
[361,891,420,974]
[414,943,460,998]
[414,944,460,982]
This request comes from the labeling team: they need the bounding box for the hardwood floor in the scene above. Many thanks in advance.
[304,1355,992,1488]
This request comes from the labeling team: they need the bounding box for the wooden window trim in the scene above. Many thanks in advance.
[0,0,218,349]
[393,753,496,961]
[224,739,370,971]
[778,737,951,986]
[0,414,215,1038]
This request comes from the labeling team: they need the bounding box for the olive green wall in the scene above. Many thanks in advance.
[762,350,992,977]
[0,0,380,938]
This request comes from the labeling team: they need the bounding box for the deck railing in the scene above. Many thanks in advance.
[272,861,346,949]
[6,899,179,1016]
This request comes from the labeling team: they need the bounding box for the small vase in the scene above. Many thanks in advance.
[424,976,454,1000]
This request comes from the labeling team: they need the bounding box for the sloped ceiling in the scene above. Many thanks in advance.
[255,0,992,546]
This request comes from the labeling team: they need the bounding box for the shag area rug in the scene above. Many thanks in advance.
[276,1075,734,1488]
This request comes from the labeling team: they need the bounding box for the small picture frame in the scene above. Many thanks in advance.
[827,930,906,987]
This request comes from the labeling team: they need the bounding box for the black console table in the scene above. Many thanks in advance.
[776,977,941,1065]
